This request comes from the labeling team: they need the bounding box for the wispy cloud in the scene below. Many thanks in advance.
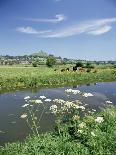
[42,17,116,38]
[16,26,52,34]
[16,17,116,38]
[22,14,66,23]
[87,25,112,35]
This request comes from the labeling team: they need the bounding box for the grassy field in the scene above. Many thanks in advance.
[0,66,116,92]
[0,106,116,155]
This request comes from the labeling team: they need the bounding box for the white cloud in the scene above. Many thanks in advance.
[16,26,52,34]
[87,25,112,35]
[16,17,116,38]
[42,17,116,38]
[23,14,66,23]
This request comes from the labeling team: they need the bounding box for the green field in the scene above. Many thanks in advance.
[0,66,116,92]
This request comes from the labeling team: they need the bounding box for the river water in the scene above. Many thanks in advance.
[0,82,116,145]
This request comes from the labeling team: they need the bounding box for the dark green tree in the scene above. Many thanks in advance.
[46,56,56,67]
[32,61,37,67]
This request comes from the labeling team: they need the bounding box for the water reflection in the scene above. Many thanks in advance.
[0,82,116,145]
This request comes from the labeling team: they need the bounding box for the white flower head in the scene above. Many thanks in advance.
[78,129,83,133]
[50,105,57,114]
[82,93,93,97]
[45,99,52,102]
[95,117,104,123]
[65,89,73,93]
[35,99,43,104]
[72,90,81,94]
[39,96,46,99]
[79,106,85,110]
[22,104,29,108]
[24,96,30,100]
[20,113,27,119]
[106,100,112,104]
[79,122,86,128]
[91,132,95,137]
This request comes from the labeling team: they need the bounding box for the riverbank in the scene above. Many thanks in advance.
[0,106,116,155]
[0,67,116,92]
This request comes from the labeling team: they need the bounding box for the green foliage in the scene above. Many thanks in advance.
[0,107,116,155]
[86,62,94,69]
[46,56,56,67]
[76,62,84,67]
[32,62,37,67]
[86,68,91,73]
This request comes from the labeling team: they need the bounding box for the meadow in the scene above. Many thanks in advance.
[0,65,116,92]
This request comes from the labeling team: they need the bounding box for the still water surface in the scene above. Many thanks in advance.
[0,82,116,145]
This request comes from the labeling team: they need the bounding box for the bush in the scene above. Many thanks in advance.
[32,62,37,67]
[46,56,56,67]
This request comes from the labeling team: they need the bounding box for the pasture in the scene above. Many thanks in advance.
[0,65,116,92]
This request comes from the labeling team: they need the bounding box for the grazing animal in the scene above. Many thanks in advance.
[73,66,77,72]
[66,68,69,71]
[79,67,85,72]
[61,69,65,72]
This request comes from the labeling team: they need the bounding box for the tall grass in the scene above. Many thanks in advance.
[0,66,116,92]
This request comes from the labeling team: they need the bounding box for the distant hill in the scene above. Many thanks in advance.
[31,51,48,58]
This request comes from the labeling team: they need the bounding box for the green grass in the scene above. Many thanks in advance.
[0,66,116,92]
[0,106,116,155]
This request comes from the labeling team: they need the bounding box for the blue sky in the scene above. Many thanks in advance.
[0,0,116,60]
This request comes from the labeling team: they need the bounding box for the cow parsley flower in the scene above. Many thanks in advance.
[39,96,46,99]
[95,117,104,123]
[35,99,43,104]
[24,96,30,100]
[50,105,57,114]
[22,104,29,108]
[91,132,95,137]
[20,113,27,119]
[45,99,52,102]
[82,93,93,97]
[106,100,112,104]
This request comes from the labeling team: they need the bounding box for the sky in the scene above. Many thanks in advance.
[0,0,116,60]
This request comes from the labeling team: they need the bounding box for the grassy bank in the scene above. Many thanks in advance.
[0,66,116,92]
[0,106,116,155]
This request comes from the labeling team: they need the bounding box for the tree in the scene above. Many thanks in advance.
[76,62,83,67]
[46,56,56,67]
[32,61,37,67]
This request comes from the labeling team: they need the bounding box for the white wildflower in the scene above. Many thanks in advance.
[95,117,104,123]
[65,89,73,93]
[35,99,43,104]
[24,96,30,100]
[64,101,73,108]
[82,93,93,97]
[45,99,52,102]
[73,115,80,121]
[78,129,83,133]
[20,113,27,119]
[106,100,112,104]
[50,105,57,114]
[22,104,29,108]
[53,99,65,104]
[39,96,46,99]
[79,106,85,110]
[79,122,86,128]
[92,109,96,112]
[72,90,80,94]
[91,132,95,137]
